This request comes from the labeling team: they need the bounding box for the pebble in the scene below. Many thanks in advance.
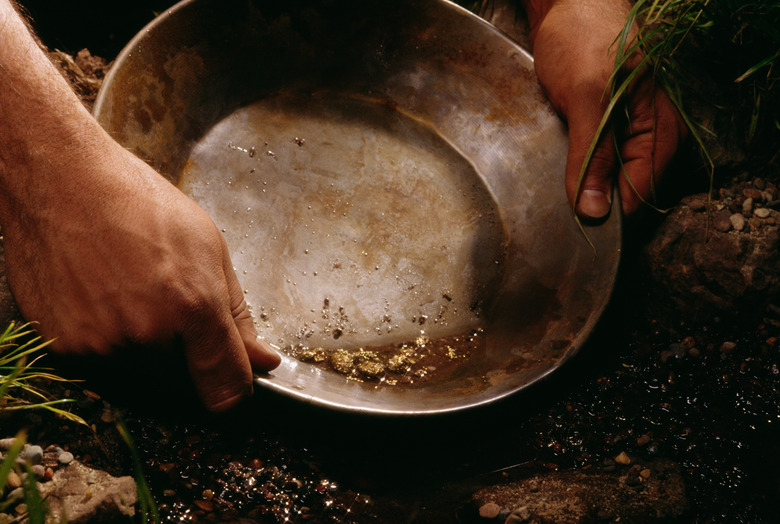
[742,197,754,213]
[6,487,24,502]
[22,445,43,465]
[0,438,18,451]
[202,489,214,501]
[614,451,631,465]
[14,503,27,516]
[193,500,214,512]
[755,207,771,218]
[636,434,651,446]
[730,213,746,231]
[687,197,707,211]
[163,489,177,497]
[713,213,732,232]
[58,451,74,465]
[5,471,22,489]
[689,347,701,358]
[44,467,54,481]
[720,341,737,354]
[743,187,762,200]
[624,474,642,487]
[640,468,652,479]
[31,464,45,479]
[479,502,501,519]
[506,506,531,523]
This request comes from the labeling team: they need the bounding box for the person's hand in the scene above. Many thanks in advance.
[524,0,687,218]
[1,130,281,412]
[0,0,279,412]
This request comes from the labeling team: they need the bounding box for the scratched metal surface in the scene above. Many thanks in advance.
[94,0,621,414]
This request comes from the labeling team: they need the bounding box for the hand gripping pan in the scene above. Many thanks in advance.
[94,0,621,415]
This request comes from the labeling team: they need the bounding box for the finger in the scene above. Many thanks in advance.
[222,246,281,371]
[617,88,684,215]
[181,291,255,412]
[565,107,617,219]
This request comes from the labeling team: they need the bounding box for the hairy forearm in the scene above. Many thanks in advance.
[0,0,105,224]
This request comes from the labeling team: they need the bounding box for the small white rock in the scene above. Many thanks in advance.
[729,213,746,231]
[58,451,74,465]
[754,207,771,218]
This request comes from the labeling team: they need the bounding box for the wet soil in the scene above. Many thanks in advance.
[3,2,779,523]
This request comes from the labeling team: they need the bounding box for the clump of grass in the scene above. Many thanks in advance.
[0,322,85,424]
[0,323,86,522]
[587,0,780,202]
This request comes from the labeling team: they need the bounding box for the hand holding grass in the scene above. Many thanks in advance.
[0,0,280,412]
[522,0,687,219]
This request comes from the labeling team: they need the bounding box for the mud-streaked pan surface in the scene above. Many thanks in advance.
[94,0,621,414]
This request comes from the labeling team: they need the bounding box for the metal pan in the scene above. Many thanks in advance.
[94,0,621,415]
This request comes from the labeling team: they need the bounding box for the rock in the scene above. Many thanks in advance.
[755,207,771,219]
[58,451,74,465]
[742,197,754,213]
[637,434,652,447]
[473,460,687,523]
[505,506,531,523]
[38,460,137,523]
[743,187,763,200]
[712,210,733,232]
[641,197,780,323]
[31,464,46,479]
[730,213,746,231]
[22,445,44,465]
[479,502,501,519]
[5,471,22,489]
[720,341,737,354]
[615,452,631,465]
[686,196,707,212]
[0,438,18,451]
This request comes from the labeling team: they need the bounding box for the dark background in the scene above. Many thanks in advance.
[18,0,175,58]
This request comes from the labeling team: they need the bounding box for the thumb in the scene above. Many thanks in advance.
[223,250,281,371]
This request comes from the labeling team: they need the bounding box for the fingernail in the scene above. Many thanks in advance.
[577,189,612,219]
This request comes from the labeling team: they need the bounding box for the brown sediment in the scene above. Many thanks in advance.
[287,328,484,386]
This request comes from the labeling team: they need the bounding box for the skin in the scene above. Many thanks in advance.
[0,0,280,412]
[521,0,687,218]
[0,0,684,411]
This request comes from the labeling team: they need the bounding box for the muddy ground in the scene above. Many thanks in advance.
[2,1,779,523]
